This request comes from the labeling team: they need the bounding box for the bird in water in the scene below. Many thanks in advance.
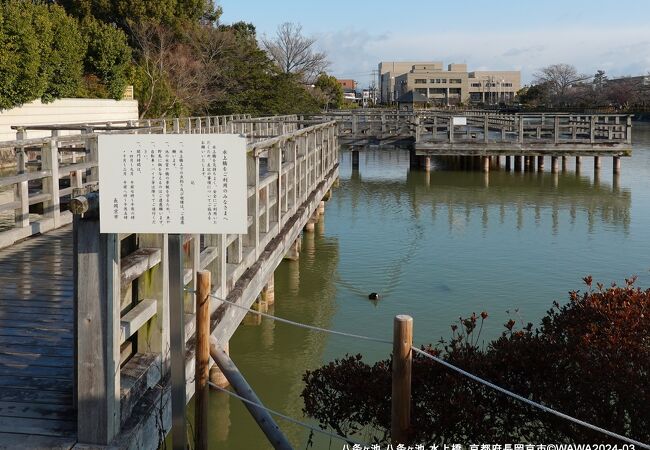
[368,292,380,300]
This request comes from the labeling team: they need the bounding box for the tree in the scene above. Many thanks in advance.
[302,277,650,444]
[0,2,86,109]
[82,18,133,99]
[261,22,328,82]
[43,5,86,102]
[58,0,222,36]
[313,73,343,110]
[533,64,589,106]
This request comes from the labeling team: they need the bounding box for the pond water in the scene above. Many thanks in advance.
[204,122,650,449]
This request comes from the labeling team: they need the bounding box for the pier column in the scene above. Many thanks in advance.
[420,156,431,172]
[284,237,301,261]
[537,155,545,171]
[482,156,490,173]
[351,150,359,170]
[613,156,621,175]
[524,156,532,171]
[551,156,559,173]
[594,156,601,173]
[514,155,522,171]
[317,200,325,215]
[575,155,582,167]
[210,342,230,388]
[261,276,275,306]
[562,156,567,172]
[505,155,511,171]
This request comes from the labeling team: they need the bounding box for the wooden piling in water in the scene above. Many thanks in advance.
[195,271,211,450]
[391,315,413,445]
[613,156,621,175]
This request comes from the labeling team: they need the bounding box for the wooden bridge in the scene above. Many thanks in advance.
[0,114,338,448]
[317,110,633,174]
[0,109,635,449]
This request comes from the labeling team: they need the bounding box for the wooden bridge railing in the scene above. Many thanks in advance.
[0,114,310,249]
[71,118,338,446]
[316,111,632,149]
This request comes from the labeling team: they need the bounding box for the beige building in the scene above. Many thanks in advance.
[379,61,520,106]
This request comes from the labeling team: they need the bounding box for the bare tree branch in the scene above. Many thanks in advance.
[261,22,328,82]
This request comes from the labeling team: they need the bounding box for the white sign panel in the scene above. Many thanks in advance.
[452,116,467,126]
[98,134,247,234]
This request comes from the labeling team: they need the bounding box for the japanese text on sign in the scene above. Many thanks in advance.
[98,134,247,234]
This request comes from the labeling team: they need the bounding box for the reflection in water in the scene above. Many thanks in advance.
[214,123,650,449]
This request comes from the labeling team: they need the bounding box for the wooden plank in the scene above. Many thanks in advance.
[0,401,74,420]
[0,376,72,391]
[0,387,71,404]
[0,432,75,449]
[0,353,72,369]
[0,366,71,379]
[120,247,161,288]
[0,416,75,437]
[120,298,157,345]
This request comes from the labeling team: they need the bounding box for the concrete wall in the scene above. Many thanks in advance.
[0,98,139,142]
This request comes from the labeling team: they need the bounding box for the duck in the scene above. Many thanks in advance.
[368,292,380,300]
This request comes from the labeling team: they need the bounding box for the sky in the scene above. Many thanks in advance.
[218,0,650,89]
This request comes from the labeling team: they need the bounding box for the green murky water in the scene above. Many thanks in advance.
[202,123,650,450]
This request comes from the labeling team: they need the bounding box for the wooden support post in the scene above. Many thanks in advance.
[562,156,568,172]
[169,234,187,450]
[14,146,29,228]
[42,139,61,226]
[554,116,560,144]
[626,116,632,144]
[391,315,412,446]
[482,156,490,173]
[551,156,559,173]
[268,144,282,226]
[576,156,582,167]
[209,342,230,388]
[351,150,360,170]
[514,155,522,171]
[209,339,293,450]
[195,271,211,450]
[537,155,544,172]
[483,116,489,143]
[594,156,601,170]
[421,155,431,172]
[75,217,120,445]
[518,116,524,144]
[245,153,260,256]
[262,276,275,306]
[505,155,511,171]
[613,156,621,175]
[317,200,325,215]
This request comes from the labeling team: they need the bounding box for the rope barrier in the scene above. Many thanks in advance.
[411,347,650,449]
[207,381,369,447]
[208,292,392,344]
[187,288,649,448]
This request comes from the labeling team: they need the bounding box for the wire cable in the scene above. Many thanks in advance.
[208,381,370,446]
[411,346,650,449]
[208,292,392,345]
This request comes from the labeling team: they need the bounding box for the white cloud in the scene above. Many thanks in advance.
[315,25,650,88]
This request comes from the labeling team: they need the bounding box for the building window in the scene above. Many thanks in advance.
[415,88,428,94]
[502,82,512,87]
[450,79,462,84]
[471,83,481,87]
[441,79,447,84]
[415,79,426,84]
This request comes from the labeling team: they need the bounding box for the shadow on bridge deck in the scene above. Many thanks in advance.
[0,225,76,449]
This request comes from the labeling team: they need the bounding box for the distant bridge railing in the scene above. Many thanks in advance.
[314,110,633,152]
[0,114,311,249]
[66,116,338,446]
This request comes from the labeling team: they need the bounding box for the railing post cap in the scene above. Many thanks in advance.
[394,314,413,323]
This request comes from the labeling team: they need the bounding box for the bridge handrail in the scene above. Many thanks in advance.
[68,116,338,445]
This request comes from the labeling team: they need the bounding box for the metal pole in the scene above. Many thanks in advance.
[169,234,187,450]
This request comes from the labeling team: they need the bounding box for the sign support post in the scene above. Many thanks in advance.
[169,233,186,449]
